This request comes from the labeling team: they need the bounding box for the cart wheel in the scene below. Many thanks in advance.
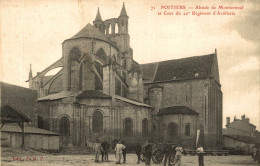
[169,153,175,164]
[140,152,146,162]
[152,149,164,164]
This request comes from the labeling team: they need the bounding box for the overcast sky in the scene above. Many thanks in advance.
[0,0,259,129]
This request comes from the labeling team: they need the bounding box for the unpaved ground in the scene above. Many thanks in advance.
[1,148,258,166]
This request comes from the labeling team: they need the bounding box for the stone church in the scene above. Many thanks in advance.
[28,3,222,149]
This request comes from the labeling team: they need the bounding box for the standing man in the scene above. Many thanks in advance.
[174,144,183,166]
[145,139,153,166]
[163,143,171,166]
[93,139,103,162]
[122,139,127,163]
[114,140,126,164]
[135,141,142,164]
[197,145,204,166]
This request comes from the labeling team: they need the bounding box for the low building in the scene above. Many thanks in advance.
[223,115,257,154]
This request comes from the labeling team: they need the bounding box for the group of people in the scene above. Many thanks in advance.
[93,139,205,166]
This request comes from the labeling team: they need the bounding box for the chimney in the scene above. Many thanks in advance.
[226,117,230,125]
[241,114,245,120]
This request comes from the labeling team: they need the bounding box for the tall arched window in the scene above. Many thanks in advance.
[142,118,148,137]
[167,122,178,139]
[115,23,118,33]
[185,123,191,136]
[79,63,83,90]
[109,24,112,34]
[92,111,103,133]
[68,47,81,90]
[59,116,70,135]
[124,118,133,137]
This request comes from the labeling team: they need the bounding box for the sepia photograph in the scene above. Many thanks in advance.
[0,0,259,165]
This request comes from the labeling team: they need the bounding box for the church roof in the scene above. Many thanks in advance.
[68,24,117,48]
[158,106,199,115]
[76,90,111,99]
[141,54,215,83]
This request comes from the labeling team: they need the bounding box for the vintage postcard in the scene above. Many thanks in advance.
[0,0,259,165]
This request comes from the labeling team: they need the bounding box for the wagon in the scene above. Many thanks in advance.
[140,143,176,164]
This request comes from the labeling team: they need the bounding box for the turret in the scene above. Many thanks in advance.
[118,3,129,34]
[93,7,105,34]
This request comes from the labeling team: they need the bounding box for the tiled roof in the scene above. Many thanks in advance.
[158,106,199,115]
[141,54,215,83]
[1,124,59,136]
[76,90,111,99]
[0,103,31,123]
[68,24,117,48]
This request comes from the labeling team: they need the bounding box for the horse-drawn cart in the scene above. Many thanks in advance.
[140,143,176,164]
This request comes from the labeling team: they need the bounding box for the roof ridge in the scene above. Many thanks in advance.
[140,53,215,65]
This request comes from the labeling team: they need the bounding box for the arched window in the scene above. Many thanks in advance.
[115,23,118,33]
[92,111,103,133]
[167,122,178,139]
[96,48,107,62]
[59,116,70,135]
[185,123,191,136]
[38,116,44,129]
[142,118,148,137]
[124,118,133,137]
[109,24,112,34]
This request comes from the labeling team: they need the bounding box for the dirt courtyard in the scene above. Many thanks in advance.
[1,152,258,166]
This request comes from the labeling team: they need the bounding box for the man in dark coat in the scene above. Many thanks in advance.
[145,140,153,166]
[163,143,171,166]
[135,141,142,164]
[122,139,127,163]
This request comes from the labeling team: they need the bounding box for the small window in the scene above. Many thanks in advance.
[185,124,191,136]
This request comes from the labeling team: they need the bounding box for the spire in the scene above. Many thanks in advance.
[29,64,33,79]
[29,64,33,89]
[120,2,127,16]
[95,7,102,21]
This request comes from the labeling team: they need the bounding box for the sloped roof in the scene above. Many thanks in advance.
[68,24,117,47]
[76,90,111,99]
[223,134,256,144]
[0,103,31,123]
[1,124,59,136]
[38,91,73,101]
[0,82,37,120]
[158,106,199,115]
[141,54,215,83]
[115,95,152,108]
